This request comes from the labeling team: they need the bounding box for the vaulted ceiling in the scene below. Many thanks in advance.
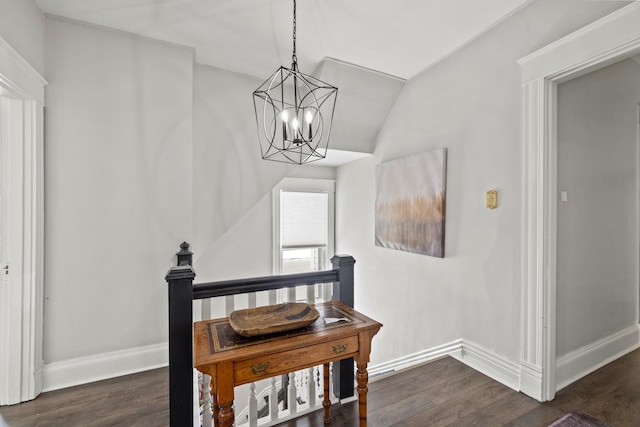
[34,0,534,163]
[34,0,533,80]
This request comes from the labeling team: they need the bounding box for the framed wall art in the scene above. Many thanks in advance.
[375,148,447,258]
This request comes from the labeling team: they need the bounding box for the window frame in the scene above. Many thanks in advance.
[272,178,335,276]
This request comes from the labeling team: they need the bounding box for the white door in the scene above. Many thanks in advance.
[0,95,24,405]
[0,75,45,405]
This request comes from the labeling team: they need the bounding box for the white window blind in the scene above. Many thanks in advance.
[281,191,328,248]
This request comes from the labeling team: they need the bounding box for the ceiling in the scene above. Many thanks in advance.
[34,0,533,81]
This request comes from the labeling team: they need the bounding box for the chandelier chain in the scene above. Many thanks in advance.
[252,0,337,164]
[292,0,297,65]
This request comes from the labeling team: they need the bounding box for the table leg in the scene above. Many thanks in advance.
[323,363,331,424]
[212,389,219,426]
[218,402,234,426]
[216,362,235,426]
[355,330,377,427]
[356,361,369,427]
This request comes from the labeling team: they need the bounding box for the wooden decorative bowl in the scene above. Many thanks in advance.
[229,302,320,337]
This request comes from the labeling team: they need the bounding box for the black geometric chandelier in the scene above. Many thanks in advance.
[253,0,338,165]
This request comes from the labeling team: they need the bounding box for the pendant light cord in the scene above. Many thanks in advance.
[292,0,297,69]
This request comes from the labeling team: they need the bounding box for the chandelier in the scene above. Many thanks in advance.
[253,0,338,165]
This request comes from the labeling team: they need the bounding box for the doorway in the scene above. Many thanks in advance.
[0,43,46,405]
[518,2,640,402]
[555,60,640,391]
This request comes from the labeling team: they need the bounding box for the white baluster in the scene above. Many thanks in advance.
[295,370,305,404]
[307,367,316,407]
[306,285,314,304]
[304,370,309,401]
[193,299,203,323]
[269,289,277,305]
[269,377,279,421]
[288,372,297,415]
[202,374,213,427]
[247,293,258,426]
[287,287,296,303]
[329,363,335,399]
[200,298,211,322]
[322,282,331,303]
[225,295,234,316]
[248,382,257,427]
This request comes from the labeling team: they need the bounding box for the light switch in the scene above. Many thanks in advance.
[486,190,498,209]
[560,191,568,202]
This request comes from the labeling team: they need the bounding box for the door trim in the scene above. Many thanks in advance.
[518,2,640,401]
[0,36,46,405]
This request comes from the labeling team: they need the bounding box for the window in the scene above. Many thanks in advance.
[280,190,328,274]
[273,178,335,301]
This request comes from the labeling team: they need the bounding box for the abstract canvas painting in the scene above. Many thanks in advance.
[375,148,447,258]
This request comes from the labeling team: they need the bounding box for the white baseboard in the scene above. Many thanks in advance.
[368,339,462,379]
[42,327,639,398]
[519,360,544,401]
[42,342,168,392]
[453,339,521,391]
[556,324,640,391]
[369,338,520,393]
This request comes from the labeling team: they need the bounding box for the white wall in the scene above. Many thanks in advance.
[33,0,636,393]
[556,58,640,357]
[335,0,628,369]
[192,63,335,282]
[39,18,337,387]
[0,0,45,75]
[43,17,194,365]
[192,64,290,252]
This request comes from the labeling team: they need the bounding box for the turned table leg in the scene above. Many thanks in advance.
[356,362,369,427]
[218,402,234,426]
[208,370,219,426]
[323,363,331,424]
[216,362,235,426]
[355,330,376,427]
[212,389,219,426]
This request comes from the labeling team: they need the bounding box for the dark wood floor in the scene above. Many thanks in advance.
[2,349,639,426]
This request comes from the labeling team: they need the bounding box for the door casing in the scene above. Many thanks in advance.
[518,2,640,402]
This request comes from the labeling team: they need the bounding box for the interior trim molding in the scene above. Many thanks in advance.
[518,2,640,84]
[0,94,45,405]
[454,340,521,392]
[368,339,461,378]
[42,337,526,401]
[369,339,520,393]
[42,343,168,392]
[0,37,47,104]
[517,2,640,402]
[519,360,543,399]
[556,325,640,392]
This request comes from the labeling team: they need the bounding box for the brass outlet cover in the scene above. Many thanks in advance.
[486,190,498,209]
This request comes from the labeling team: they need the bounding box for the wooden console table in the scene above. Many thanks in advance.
[193,301,382,426]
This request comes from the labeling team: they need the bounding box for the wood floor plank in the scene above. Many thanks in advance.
[0,368,169,427]
[367,363,472,407]
[421,368,496,405]
[404,377,515,426]
[366,391,437,426]
[447,389,541,427]
[367,356,460,393]
[502,405,567,427]
[2,350,640,426]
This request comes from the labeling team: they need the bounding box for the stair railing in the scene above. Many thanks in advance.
[165,243,355,427]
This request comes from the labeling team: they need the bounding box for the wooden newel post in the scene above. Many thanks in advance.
[331,255,355,400]
[166,243,196,427]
